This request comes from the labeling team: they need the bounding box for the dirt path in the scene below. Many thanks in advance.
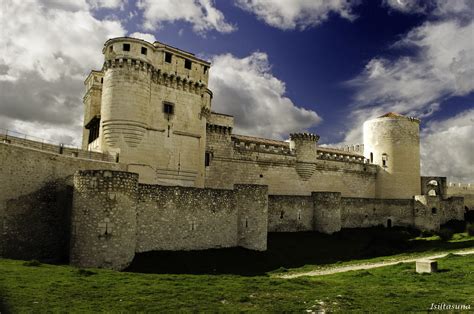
[280,249,474,279]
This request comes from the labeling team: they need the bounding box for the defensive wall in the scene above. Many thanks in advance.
[205,112,378,197]
[0,140,466,270]
[0,141,124,262]
[447,182,474,209]
[70,170,268,270]
[267,193,464,234]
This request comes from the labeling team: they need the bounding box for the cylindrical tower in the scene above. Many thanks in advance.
[290,133,319,162]
[70,170,138,270]
[363,112,421,199]
[290,133,320,180]
[100,38,155,156]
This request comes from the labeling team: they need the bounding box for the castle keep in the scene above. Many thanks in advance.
[0,37,470,270]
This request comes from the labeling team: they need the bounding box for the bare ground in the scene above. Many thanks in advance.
[280,248,474,279]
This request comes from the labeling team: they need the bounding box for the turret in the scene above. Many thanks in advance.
[290,133,320,180]
[70,170,138,270]
[82,71,103,151]
[363,112,421,199]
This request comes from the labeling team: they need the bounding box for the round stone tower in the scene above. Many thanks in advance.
[94,37,212,187]
[363,112,421,199]
[290,133,320,180]
[70,170,138,270]
[100,38,154,156]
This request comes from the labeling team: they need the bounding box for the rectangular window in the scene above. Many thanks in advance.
[185,59,192,69]
[205,152,211,167]
[163,102,174,115]
[165,52,172,63]
[382,153,388,167]
[203,65,208,74]
[123,43,130,51]
[141,47,147,55]
[109,46,113,52]
[86,116,100,144]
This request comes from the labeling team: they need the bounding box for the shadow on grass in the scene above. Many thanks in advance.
[125,226,474,276]
[0,290,11,314]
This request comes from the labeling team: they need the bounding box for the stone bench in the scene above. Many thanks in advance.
[416,259,438,273]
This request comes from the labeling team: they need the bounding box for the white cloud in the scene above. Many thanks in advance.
[209,52,321,139]
[129,32,156,43]
[384,0,474,18]
[383,0,434,14]
[0,0,125,143]
[421,109,474,183]
[137,0,235,34]
[235,0,358,30]
[343,19,474,144]
[88,0,125,10]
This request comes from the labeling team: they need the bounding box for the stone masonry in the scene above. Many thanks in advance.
[0,36,469,270]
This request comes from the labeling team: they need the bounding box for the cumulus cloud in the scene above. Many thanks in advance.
[129,32,156,43]
[209,52,321,139]
[421,109,474,183]
[343,19,474,143]
[137,0,235,34]
[0,0,125,145]
[235,0,358,30]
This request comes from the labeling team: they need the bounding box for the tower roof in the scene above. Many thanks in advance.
[377,112,420,123]
[378,112,405,118]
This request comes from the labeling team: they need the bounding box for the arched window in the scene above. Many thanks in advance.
[431,208,437,214]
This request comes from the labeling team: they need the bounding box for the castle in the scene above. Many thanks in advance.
[0,37,471,271]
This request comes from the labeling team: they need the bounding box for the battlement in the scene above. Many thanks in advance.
[448,182,474,189]
[102,57,208,95]
[231,134,295,156]
[102,37,210,86]
[289,133,320,142]
[317,149,367,164]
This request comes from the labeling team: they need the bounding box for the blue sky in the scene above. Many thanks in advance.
[1,0,473,182]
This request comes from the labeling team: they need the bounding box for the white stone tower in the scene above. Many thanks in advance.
[82,37,212,187]
[363,112,421,199]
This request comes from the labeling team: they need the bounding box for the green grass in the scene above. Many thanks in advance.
[274,232,474,275]
[1,254,473,312]
[127,228,474,275]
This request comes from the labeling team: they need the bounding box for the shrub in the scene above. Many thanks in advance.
[467,223,474,236]
[23,260,41,267]
[437,227,455,241]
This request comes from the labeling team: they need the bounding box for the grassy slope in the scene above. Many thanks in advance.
[1,254,473,312]
[127,229,474,275]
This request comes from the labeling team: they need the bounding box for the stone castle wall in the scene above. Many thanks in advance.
[447,183,474,210]
[71,170,138,270]
[137,185,236,252]
[0,142,125,261]
[205,153,377,197]
[67,170,268,269]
